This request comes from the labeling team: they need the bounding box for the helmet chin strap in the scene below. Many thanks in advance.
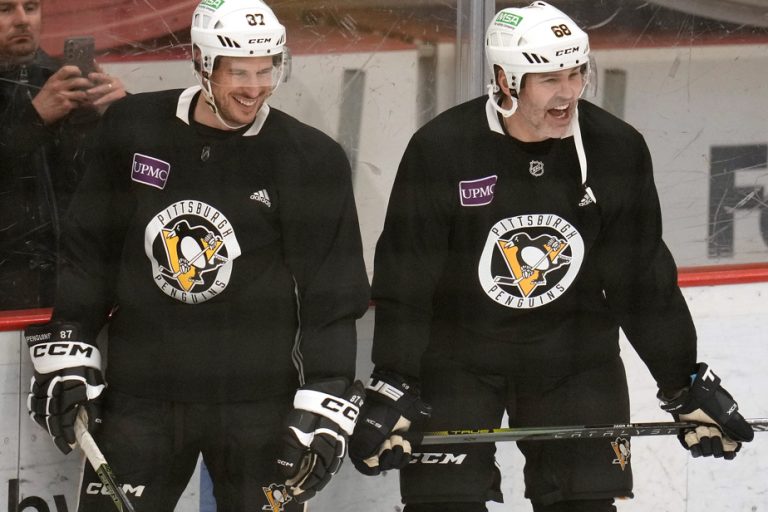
[487,83,517,117]
[200,78,250,130]
[487,81,593,202]
[488,62,591,120]
[195,59,284,131]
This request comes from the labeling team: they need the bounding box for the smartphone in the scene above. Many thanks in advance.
[63,36,96,76]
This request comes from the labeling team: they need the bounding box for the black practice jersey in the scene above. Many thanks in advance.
[372,96,696,391]
[54,87,370,402]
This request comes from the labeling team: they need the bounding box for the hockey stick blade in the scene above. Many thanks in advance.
[74,410,136,512]
[412,418,768,445]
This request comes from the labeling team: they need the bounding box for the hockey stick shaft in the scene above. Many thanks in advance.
[74,411,136,512]
[412,418,768,445]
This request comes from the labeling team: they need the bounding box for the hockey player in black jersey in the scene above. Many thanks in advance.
[23,1,370,510]
[349,2,754,512]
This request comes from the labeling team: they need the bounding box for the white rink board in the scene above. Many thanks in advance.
[319,281,768,512]
[1,281,766,511]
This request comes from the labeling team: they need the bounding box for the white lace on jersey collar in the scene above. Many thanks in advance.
[484,94,592,197]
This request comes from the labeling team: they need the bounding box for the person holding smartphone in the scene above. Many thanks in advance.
[0,0,126,310]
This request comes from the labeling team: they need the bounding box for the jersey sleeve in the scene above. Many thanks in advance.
[370,135,454,380]
[279,141,370,385]
[597,137,697,393]
[52,104,133,343]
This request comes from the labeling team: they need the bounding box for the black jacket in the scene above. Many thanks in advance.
[0,49,99,309]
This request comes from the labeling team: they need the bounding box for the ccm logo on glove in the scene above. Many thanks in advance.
[322,396,361,422]
[32,342,96,358]
[24,321,106,455]
[278,379,366,503]
[25,327,102,373]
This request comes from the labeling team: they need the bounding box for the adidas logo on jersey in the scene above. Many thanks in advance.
[578,186,596,207]
[250,189,271,207]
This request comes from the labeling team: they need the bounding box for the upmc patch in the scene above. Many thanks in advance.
[459,175,497,206]
[132,153,170,190]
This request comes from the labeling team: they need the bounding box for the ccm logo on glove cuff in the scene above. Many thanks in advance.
[29,342,102,374]
[294,390,360,435]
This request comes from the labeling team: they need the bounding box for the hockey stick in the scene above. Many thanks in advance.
[411,418,768,445]
[74,410,136,512]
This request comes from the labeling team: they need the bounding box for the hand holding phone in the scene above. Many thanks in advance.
[63,36,95,76]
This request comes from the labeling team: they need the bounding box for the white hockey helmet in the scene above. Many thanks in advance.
[191,0,286,82]
[486,1,589,95]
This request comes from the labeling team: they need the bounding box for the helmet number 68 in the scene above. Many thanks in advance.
[551,24,572,37]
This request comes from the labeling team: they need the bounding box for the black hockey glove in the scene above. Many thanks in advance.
[659,362,754,459]
[349,369,432,476]
[277,378,365,503]
[25,321,105,454]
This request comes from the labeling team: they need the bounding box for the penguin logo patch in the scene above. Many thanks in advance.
[611,437,631,471]
[262,483,293,511]
[478,214,584,309]
[145,200,241,303]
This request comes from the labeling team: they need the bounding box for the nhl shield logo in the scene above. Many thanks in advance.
[478,214,584,309]
[529,160,544,177]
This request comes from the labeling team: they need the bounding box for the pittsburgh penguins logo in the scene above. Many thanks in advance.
[611,437,631,471]
[145,200,241,303]
[262,483,292,511]
[478,214,584,309]
[159,220,226,289]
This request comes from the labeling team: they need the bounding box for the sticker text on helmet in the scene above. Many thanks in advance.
[200,0,224,10]
[496,12,523,28]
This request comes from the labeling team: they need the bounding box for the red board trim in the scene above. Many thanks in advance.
[2,264,767,332]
